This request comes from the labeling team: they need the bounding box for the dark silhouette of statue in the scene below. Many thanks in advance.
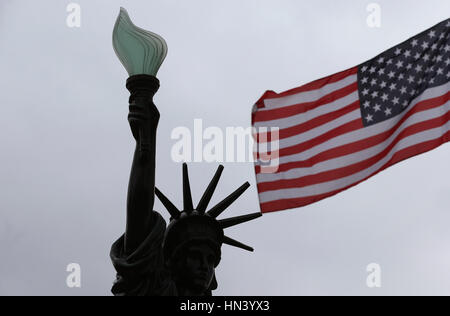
[110,75,262,296]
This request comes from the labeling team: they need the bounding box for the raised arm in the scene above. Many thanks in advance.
[123,75,160,255]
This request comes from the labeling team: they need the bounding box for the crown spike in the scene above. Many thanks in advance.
[206,182,250,219]
[155,187,181,219]
[223,236,254,252]
[196,165,224,214]
[182,163,194,213]
[218,212,262,229]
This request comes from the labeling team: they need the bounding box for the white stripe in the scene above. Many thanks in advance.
[254,90,359,129]
[255,81,450,160]
[256,100,450,183]
[258,120,450,203]
[262,74,357,110]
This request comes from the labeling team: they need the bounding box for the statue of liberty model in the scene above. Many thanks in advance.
[109,8,261,296]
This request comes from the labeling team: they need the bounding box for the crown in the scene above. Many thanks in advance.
[155,163,261,263]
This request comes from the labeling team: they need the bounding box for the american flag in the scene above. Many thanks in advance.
[252,18,450,214]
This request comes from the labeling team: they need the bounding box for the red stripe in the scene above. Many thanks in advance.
[255,100,360,143]
[255,90,450,173]
[257,108,450,192]
[254,67,358,110]
[253,82,358,122]
[259,130,450,213]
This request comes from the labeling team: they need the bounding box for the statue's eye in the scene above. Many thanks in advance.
[188,250,202,261]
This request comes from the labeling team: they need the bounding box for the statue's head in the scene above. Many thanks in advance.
[163,211,222,294]
[156,163,261,295]
[179,241,219,292]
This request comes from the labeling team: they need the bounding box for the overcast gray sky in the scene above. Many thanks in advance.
[1,0,450,296]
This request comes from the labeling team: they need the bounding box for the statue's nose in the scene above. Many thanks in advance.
[199,255,209,270]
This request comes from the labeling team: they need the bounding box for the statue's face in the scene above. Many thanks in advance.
[182,243,216,292]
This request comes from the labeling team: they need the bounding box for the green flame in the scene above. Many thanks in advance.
[112,7,168,76]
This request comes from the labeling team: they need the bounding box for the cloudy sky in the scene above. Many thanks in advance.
[1,0,450,296]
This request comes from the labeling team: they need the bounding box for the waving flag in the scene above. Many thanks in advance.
[253,18,450,213]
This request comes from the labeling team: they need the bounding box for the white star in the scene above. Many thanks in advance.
[398,73,404,80]
[407,76,415,84]
[415,65,423,72]
[370,78,377,86]
[444,45,450,52]
[362,88,369,96]
[445,58,450,66]
[406,63,412,70]
[400,86,407,94]
[396,60,404,68]
[377,57,385,64]
[369,66,376,74]
[422,41,429,50]
[403,100,409,107]
[361,77,368,84]
[371,91,379,98]
[378,68,385,75]
[411,39,419,47]
[431,43,438,50]
[440,33,445,40]
[428,30,436,38]
[437,68,444,75]
[389,83,397,91]
[403,50,411,58]
[385,108,392,116]
[363,101,371,108]
[436,55,443,62]
[414,52,421,60]
[430,77,435,84]
[361,65,368,72]
[373,104,381,112]
[381,93,389,101]
[392,97,400,105]
[386,59,393,65]
[365,114,373,122]
[388,71,396,79]
[380,81,387,88]
[410,89,416,96]
[423,54,430,61]
[395,48,402,55]
[447,72,450,78]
